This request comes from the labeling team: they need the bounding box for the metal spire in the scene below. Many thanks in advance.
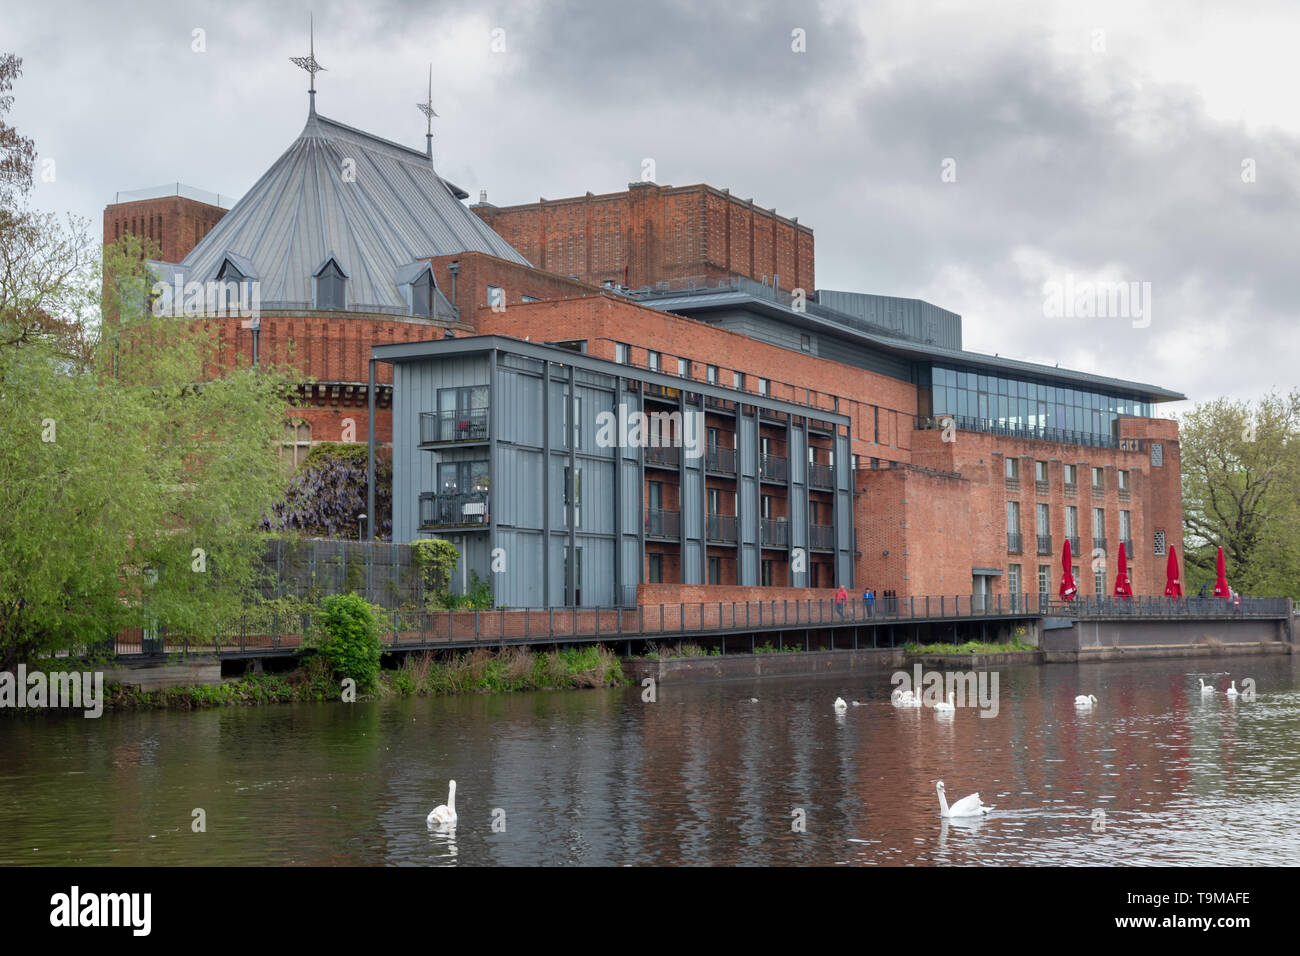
[290,14,326,113]
[416,64,438,158]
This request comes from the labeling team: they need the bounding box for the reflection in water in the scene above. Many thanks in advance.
[1,655,1298,866]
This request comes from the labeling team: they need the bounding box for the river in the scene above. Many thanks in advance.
[2,654,1298,865]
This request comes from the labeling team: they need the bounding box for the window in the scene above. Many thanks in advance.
[1038,565,1051,596]
[1035,460,1048,481]
[437,386,489,441]
[1064,464,1077,485]
[487,285,505,309]
[562,388,581,449]
[1092,466,1104,489]
[1037,503,1049,535]
[707,487,720,515]
[648,351,660,372]
[761,494,773,519]
[1094,567,1106,595]
[565,545,583,604]
[1093,507,1105,541]
[677,357,689,378]
[1006,500,1021,533]
[1153,529,1166,555]
[800,333,811,352]
[1151,443,1163,467]
[315,259,347,310]
[761,559,774,587]
[1118,469,1130,490]
[281,420,311,468]
[1066,506,1078,539]
[706,365,718,384]
[521,294,540,303]
[874,406,880,443]
[410,269,436,317]
[1005,457,1019,480]
[758,378,769,396]
[216,259,248,310]
[563,465,582,528]
[438,460,489,497]
[648,553,663,584]
[615,343,630,365]
[708,556,722,585]
[734,371,744,390]
[1008,564,1021,596]
[1120,510,1132,543]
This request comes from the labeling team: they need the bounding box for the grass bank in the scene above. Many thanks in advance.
[55,646,626,713]
[903,639,1036,655]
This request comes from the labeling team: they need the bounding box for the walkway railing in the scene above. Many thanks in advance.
[109,593,1291,658]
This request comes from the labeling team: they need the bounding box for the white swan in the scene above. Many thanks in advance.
[851,700,864,707]
[934,691,956,714]
[891,688,914,706]
[833,697,848,712]
[1074,694,1098,710]
[1199,678,1215,695]
[901,691,921,709]
[1226,681,1239,698]
[426,780,457,829]
[937,780,991,817]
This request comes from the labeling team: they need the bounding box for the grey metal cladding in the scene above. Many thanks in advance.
[151,110,529,313]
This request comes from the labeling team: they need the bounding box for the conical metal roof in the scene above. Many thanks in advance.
[151,109,528,314]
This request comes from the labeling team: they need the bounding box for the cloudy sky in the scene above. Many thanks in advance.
[7,0,1299,413]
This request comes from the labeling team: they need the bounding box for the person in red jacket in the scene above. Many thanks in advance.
[835,585,848,619]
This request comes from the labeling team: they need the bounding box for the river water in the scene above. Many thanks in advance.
[2,654,1298,866]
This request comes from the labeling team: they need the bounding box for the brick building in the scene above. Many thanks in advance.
[107,83,1186,607]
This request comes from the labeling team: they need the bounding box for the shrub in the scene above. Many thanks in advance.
[314,593,384,692]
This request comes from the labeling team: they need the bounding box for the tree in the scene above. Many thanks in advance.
[1179,391,1300,598]
[263,442,393,539]
[0,67,295,666]
[0,54,36,209]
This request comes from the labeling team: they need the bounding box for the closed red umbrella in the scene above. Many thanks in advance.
[1163,547,1182,598]
[1213,546,1230,598]
[1113,541,1133,597]
[1059,539,1078,602]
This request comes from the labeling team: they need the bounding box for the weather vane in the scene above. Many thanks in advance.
[417,64,438,158]
[290,14,326,109]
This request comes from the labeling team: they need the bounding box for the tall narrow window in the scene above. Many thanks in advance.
[315,259,347,310]
[412,269,435,317]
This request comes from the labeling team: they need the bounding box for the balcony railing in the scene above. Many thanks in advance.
[1067,535,1080,553]
[706,513,738,544]
[1037,534,1053,555]
[644,445,681,468]
[1119,488,1131,502]
[1035,479,1050,495]
[1093,536,1108,553]
[646,509,680,539]
[419,491,490,529]
[1120,537,1134,556]
[915,414,1129,450]
[809,524,834,550]
[808,461,834,489]
[1091,484,1105,496]
[1064,482,1078,497]
[760,453,788,482]
[1005,476,1021,492]
[706,445,737,474]
[420,409,488,445]
[760,517,789,547]
[1007,531,1023,554]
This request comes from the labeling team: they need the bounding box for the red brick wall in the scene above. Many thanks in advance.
[104,195,227,263]
[473,183,814,293]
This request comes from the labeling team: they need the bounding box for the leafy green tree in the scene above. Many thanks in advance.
[312,593,384,691]
[1179,391,1300,598]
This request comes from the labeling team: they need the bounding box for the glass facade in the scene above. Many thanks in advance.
[922,364,1153,447]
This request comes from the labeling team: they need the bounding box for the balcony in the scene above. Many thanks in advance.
[1005,477,1021,492]
[1120,537,1134,556]
[646,509,680,540]
[419,491,490,530]
[808,461,834,489]
[1035,479,1050,495]
[644,445,680,469]
[810,524,834,551]
[706,513,737,544]
[759,453,788,482]
[1091,484,1105,497]
[760,517,789,548]
[1007,531,1023,554]
[706,445,737,474]
[1037,534,1053,555]
[1064,482,1078,497]
[1067,535,1081,554]
[1093,536,1108,553]
[420,409,488,445]
[1118,488,1131,503]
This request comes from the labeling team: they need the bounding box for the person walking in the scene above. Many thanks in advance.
[835,584,848,619]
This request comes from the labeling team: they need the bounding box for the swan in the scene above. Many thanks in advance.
[937,780,991,817]
[891,688,914,706]
[1074,694,1098,710]
[901,691,921,709]
[1198,678,1215,695]
[833,697,848,712]
[426,780,457,829]
[1226,681,1239,698]
[851,700,864,707]
[934,691,956,714]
